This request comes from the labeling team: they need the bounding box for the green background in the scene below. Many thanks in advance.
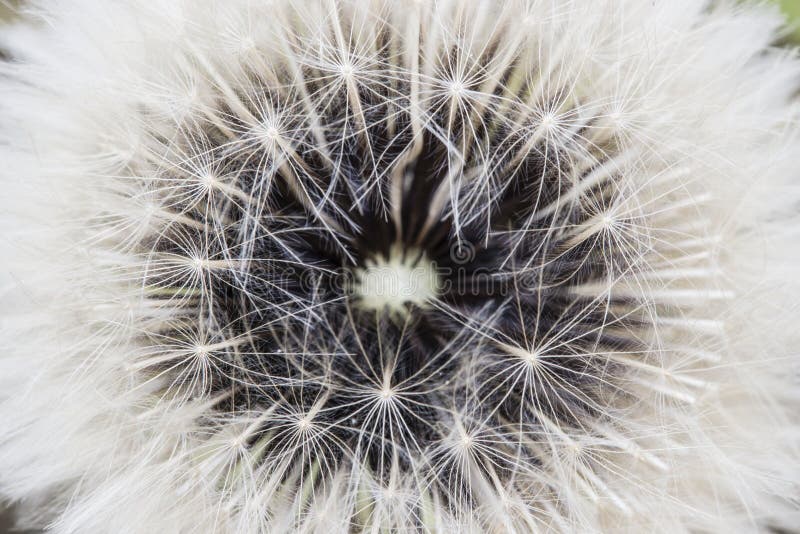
[779,0,800,43]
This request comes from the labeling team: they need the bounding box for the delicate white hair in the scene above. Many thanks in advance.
[1,1,799,532]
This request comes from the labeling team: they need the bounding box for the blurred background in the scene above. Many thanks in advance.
[781,0,800,43]
[3,0,799,42]
[0,0,18,23]
[0,0,798,532]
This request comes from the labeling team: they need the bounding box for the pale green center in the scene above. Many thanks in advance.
[352,245,440,313]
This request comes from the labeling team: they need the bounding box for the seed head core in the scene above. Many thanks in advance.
[351,245,440,313]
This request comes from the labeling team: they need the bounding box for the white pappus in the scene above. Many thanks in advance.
[0,0,799,532]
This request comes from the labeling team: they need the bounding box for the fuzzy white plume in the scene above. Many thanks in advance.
[1,1,799,532]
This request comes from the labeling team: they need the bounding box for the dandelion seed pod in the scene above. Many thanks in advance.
[1,1,799,532]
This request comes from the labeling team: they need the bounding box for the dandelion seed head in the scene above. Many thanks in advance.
[1,0,799,532]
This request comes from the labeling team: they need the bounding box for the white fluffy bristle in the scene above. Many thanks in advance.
[0,1,799,533]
